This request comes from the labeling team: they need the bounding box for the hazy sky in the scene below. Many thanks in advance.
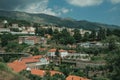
[0,0,120,25]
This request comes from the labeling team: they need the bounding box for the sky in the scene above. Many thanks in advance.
[0,0,120,26]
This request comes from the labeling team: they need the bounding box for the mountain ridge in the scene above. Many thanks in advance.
[0,10,120,30]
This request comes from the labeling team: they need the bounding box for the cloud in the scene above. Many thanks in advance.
[0,0,70,16]
[14,0,59,16]
[66,0,103,7]
[61,8,71,14]
[110,0,120,4]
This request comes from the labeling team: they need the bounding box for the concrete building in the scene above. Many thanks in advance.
[47,49,69,58]
[19,36,40,45]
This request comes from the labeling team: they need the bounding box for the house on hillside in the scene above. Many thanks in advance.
[27,27,35,35]
[59,49,68,57]
[8,55,49,72]
[47,49,56,57]
[79,29,91,37]
[8,61,27,72]
[66,75,90,80]
[47,49,69,58]
[12,24,19,28]
[18,36,40,45]
[31,69,63,77]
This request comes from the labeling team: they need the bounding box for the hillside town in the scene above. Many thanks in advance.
[0,18,120,80]
[0,0,120,79]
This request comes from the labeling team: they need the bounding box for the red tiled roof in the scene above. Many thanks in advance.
[31,69,45,77]
[31,69,63,77]
[32,55,43,59]
[66,75,90,80]
[20,55,43,63]
[48,49,67,52]
[7,62,26,72]
[59,49,67,52]
[21,58,39,63]
[7,55,46,72]
[39,48,46,51]
[48,49,56,52]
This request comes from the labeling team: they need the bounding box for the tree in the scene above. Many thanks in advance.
[1,34,8,47]
[47,28,53,35]
[10,28,20,32]
[66,36,75,45]
[113,29,120,37]
[52,28,75,45]
[3,22,9,28]
[0,57,4,62]
[20,70,42,80]
[35,26,39,35]
[106,48,120,80]
[37,28,46,36]
[44,71,51,80]
[71,68,85,77]
[106,28,112,37]
[83,32,90,41]
[60,64,73,76]
[30,47,39,55]
[73,29,82,43]
[52,29,60,44]
[55,49,60,57]
[59,29,73,45]
[105,35,119,51]
[33,23,40,35]
[97,27,106,40]
[1,33,18,47]
[5,42,18,52]
[89,30,96,40]
[51,74,65,80]
[84,47,100,56]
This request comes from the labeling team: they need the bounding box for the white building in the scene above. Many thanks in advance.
[47,49,68,58]
[0,28,10,32]
[18,36,40,45]
[59,49,68,58]
[47,49,56,57]
[27,27,35,35]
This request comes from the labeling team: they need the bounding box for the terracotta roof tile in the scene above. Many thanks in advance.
[59,49,67,52]
[31,69,63,77]
[21,58,39,63]
[66,75,90,80]
[48,49,56,52]
[32,55,43,59]
[48,49,67,52]
[7,62,26,72]
[31,69,45,77]
[20,55,43,63]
